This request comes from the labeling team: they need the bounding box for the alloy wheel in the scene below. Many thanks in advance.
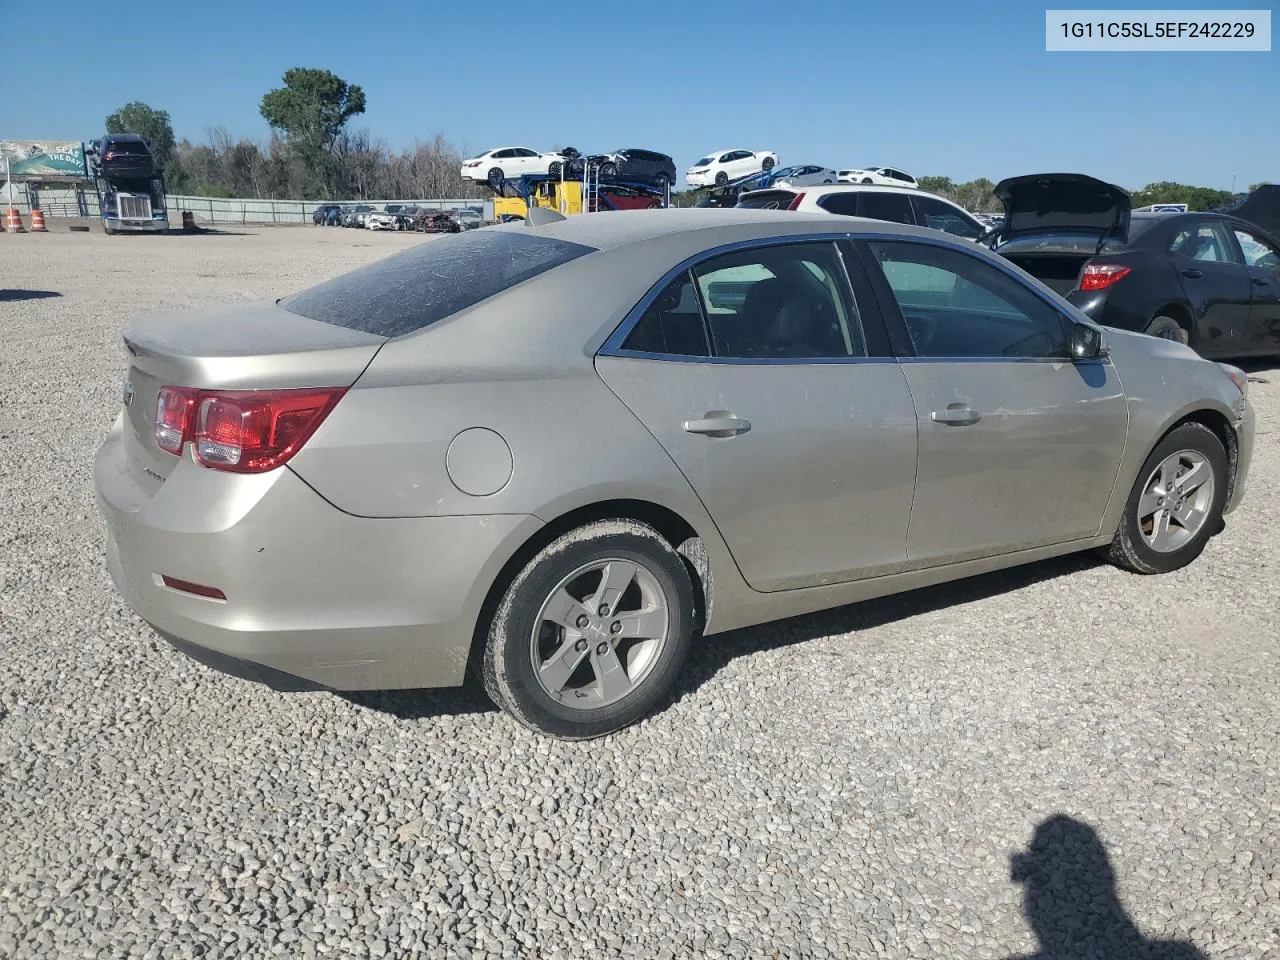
[1137,449,1215,553]
[529,558,671,709]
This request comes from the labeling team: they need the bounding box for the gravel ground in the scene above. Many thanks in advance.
[1,226,1278,960]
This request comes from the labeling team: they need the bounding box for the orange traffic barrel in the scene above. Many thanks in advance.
[4,208,24,232]
[29,209,47,232]
[182,211,196,231]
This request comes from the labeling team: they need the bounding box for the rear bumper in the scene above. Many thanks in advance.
[94,418,542,691]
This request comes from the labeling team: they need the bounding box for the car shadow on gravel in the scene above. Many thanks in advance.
[1004,815,1207,959]
[340,675,499,719]
[0,289,61,302]
[676,551,1103,696]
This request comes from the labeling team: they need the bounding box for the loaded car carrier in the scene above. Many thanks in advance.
[86,134,169,234]
[483,156,671,220]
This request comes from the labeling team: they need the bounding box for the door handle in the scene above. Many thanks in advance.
[683,414,751,438]
[1252,276,1270,287]
[1181,268,1203,279]
[931,404,981,426]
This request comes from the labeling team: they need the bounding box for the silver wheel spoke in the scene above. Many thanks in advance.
[592,644,632,702]
[590,560,638,617]
[542,587,591,631]
[1172,499,1205,527]
[613,606,666,639]
[1160,459,1181,494]
[1150,507,1173,550]
[1137,489,1162,519]
[539,638,589,694]
[1176,460,1210,496]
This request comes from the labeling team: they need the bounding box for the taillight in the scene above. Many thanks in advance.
[787,192,806,211]
[154,386,346,473]
[1079,263,1131,291]
[155,387,198,454]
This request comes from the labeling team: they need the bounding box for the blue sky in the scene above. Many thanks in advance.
[7,0,1275,190]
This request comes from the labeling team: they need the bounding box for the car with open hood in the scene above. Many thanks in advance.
[991,173,1280,357]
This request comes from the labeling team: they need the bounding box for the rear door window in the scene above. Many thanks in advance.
[622,272,710,357]
[281,231,595,337]
[858,192,914,225]
[1169,223,1237,263]
[912,195,983,239]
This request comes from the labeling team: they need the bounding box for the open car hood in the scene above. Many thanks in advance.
[994,173,1131,242]
[1215,184,1280,238]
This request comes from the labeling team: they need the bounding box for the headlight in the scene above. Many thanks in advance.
[1218,362,1248,397]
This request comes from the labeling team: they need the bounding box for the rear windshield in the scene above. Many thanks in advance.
[107,140,150,155]
[694,157,713,166]
[735,191,798,210]
[281,230,596,338]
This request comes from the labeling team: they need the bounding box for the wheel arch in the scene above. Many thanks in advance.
[1150,300,1195,343]
[1166,407,1239,507]
[467,497,714,674]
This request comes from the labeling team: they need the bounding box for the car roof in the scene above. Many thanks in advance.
[491,207,968,251]
[743,183,937,200]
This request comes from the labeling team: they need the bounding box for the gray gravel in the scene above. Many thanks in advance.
[2,226,1278,959]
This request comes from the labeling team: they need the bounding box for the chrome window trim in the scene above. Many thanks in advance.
[600,230,1102,366]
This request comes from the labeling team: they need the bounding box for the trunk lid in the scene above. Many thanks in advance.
[119,300,385,488]
[994,173,1131,245]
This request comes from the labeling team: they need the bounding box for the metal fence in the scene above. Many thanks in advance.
[4,184,486,224]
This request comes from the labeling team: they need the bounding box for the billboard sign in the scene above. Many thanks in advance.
[0,139,88,179]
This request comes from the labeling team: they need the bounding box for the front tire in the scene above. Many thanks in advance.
[487,167,505,188]
[482,520,697,739]
[1145,315,1190,346]
[761,157,775,171]
[599,162,618,179]
[1102,421,1228,575]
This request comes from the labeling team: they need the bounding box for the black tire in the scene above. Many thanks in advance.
[714,171,729,186]
[1145,315,1190,346]
[487,167,504,188]
[761,156,775,171]
[482,520,697,739]
[861,177,874,184]
[655,172,670,187]
[599,162,618,179]
[1101,421,1228,575]
[547,161,562,178]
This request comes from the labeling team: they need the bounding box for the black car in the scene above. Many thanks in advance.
[91,134,158,179]
[312,203,343,225]
[991,173,1280,358]
[569,149,675,187]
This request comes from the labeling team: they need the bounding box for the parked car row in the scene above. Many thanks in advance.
[312,203,484,232]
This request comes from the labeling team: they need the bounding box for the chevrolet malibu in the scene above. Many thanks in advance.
[95,210,1255,739]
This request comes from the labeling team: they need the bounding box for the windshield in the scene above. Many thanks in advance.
[281,231,596,338]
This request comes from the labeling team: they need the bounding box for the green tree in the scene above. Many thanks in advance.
[260,68,366,197]
[104,101,176,171]
[1131,181,1233,211]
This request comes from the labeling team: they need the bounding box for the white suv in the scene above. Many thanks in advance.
[735,183,987,242]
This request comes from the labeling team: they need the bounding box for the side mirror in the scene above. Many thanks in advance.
[1070,322,1109,360]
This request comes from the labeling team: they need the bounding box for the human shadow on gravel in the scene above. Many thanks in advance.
[340,673,498,719]
[0,289,61,301]
[672,551,1101,698]
[1004,815,1207,960]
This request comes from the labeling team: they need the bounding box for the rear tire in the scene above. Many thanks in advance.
[1101,421,1228,575]
[547,161,562,178]
[599,162,618,179]
[1145,315,1190,346]
[714,171,728,186]
[861,177,874,184]
[481,520,696,740]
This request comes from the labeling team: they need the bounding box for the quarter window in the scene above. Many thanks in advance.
[817,193,859,217]
[869,241,1072,359]
[622,272,710,357]
[693,243,865,359]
